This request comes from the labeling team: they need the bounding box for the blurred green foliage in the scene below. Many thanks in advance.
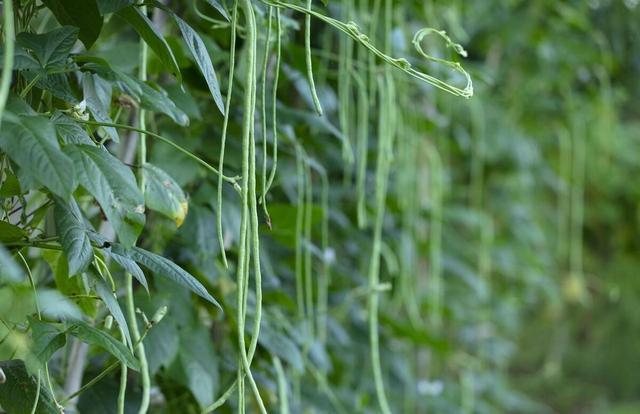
[0,0,639,413]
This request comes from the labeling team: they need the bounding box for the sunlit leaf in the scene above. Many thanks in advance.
[143,163,188,227]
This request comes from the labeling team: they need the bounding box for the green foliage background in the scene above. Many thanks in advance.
[0,0,639,413]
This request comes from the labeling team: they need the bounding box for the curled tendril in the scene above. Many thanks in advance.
[261,0,473,98]
[412,28,473,97]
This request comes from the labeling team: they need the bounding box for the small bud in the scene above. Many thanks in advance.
[73,99,87,114]
[151,306,168,325]
[104,315,114,330]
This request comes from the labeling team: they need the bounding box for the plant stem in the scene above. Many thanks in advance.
[0,0,14,127]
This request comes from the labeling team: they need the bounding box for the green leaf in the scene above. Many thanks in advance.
[0,360,59,414]
[107,245,148,291]
[83,73,119,142]
[67,320,139,370]
[203,0,229,21]
[0,170,22,197]
[143,163,188,227]
[0,244,24,283]
[0,115,77,200]
[117,5,181,81]
[37,289,83,320]
[41,0,103,48]
[0,221,27,243]
[174,15,225,114]
[29,318,67,365]
[51,112,95,145]
[96,0,133,14]
[115,244,220,308]
[48,252,97,317]
[16,26,78,70]
[94,279,132,348]
[54,197,94,276]
[176,327,218,408]
[114,70,188,125]
[65,144,145,248]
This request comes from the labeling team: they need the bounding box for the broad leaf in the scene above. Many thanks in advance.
[143,163,188,227]
[29,318,67,365]
[51,112,95,145]
[67,320,139,370]
[0,115,77,200]
[174,16,225,114]
[117,6,181,81]
[176,327,218,408]
[0,360,59,414]
[0,170,22,197]
[41,0,103,48]
[94,279,132,348]
[16,26,78,70]
[0,244,23,283]
[0,221,27,243]
[115,244,219,307]
[96,0,134,14]
[54,197,94,275]
[65,144,145,248]
[49,252,97,317]
[83,73,119,142]
[115,70,188,125]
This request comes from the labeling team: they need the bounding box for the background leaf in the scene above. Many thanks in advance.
[0,360,59,414]
[117,5,181,81]
[41,0,103,48]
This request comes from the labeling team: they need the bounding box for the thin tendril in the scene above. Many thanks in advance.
[217,0,240,269]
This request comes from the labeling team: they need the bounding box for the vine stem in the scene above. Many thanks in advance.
[0,0,14,126]
[125,8,151,412]
[261,0,473,98]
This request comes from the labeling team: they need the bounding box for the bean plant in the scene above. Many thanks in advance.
[1,0,639,413]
